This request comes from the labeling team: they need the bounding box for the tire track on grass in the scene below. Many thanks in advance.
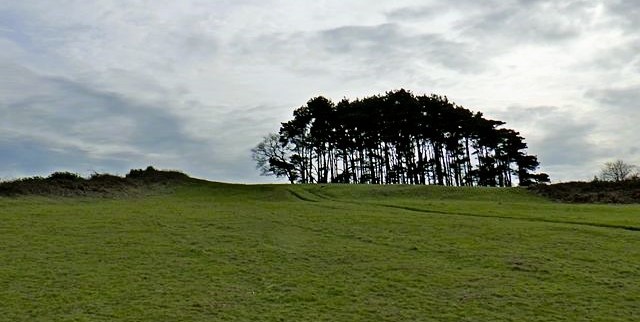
[287,189,319,202]
[372,203,640,232]
[282,188,421,253]
[292,187,640,232]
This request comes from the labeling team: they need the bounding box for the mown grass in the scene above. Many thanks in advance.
[1,181,639,321]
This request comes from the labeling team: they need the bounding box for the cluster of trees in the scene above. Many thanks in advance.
[253,89,549,186]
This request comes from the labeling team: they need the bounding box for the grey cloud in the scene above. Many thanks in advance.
[605,0,640,31]
[0,63,288,183]
[585,86,640,147]
[231,23,483,79]
[386,0,593,44]
[506,106,603,165]
[0,137,130,179]
[0,65,210,178]
[458,0,595,44]
[0,9,40,51]
[0,7,95,54]
[495,105,607,182]
[534,121,603,167]
[585,86,640,111]
[320,23,481,73]
[583,85,640,169]
[236,24,483,77]
[385,6,442,21]
[200,104,289,181]
[499,94,640,181]
[1,3,221,77]
[384,1,599,79]
[588,38,640,72]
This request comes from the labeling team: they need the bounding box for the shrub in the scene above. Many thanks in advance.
[126,166,188,182]
[48,172,84,181]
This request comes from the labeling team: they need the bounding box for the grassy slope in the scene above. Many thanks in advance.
[0,181,639,321]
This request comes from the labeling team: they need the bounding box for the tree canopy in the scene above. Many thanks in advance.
[253,89,549,186]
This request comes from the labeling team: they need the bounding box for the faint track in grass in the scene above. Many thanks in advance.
[372,203,640,232]
[291,187,640,232]
[302,187,332,201]
[287,189,319,202]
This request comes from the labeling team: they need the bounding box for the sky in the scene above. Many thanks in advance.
[0,0,638,183]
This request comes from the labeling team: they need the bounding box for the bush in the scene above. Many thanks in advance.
[529,179,640,204]
[0,167,191,197]
[126,166,188,182]
[48,172,84,181]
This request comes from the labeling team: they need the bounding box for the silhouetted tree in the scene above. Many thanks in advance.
[251,133,299,183]
[254,89,549,186]
[600,160,637,182]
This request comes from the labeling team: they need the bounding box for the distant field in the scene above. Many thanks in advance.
[1,181,639,321]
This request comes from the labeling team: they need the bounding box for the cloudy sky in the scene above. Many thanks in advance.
[0,0,638,183]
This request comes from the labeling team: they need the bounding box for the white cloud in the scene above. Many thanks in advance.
[0,0,639,183]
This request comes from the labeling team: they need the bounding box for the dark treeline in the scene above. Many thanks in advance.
[253,89,549,186]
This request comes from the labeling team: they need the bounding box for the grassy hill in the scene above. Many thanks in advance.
[1,178,639,321]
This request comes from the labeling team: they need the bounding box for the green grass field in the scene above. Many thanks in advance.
[1,181,639,321]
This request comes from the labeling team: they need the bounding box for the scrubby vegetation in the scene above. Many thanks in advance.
[0,166,190,197]
[529,178,640,203]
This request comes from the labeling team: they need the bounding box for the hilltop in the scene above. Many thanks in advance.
[3,167,640,205]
